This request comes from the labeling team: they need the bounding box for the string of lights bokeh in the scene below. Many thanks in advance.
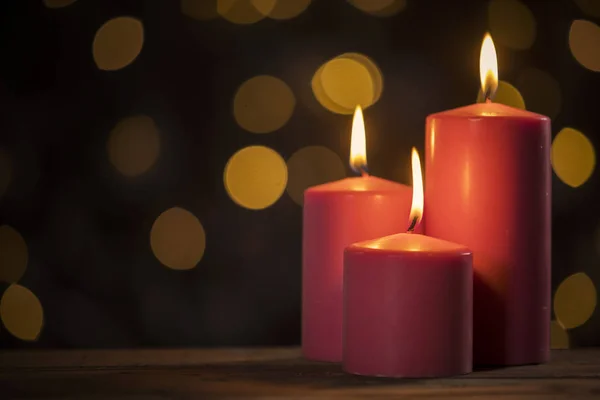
[0,0,599,349]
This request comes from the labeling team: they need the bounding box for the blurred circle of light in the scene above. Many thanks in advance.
[224,146,288,210]
[551,127,595,188]
[233,75,296,134]
[343,53,383,104]
[0,225,28,283]
[312,64,351,115]
[286,146,346,206]
[0,148,12,199]
[516,68,562,120]
[150,207,206,271]
[488,0,536,50]
[43,0,77,8]
[0,284,44,341]
[476,80,525,109]
[321,57,373,112]
[553,272,597,329]
[181,0,219,20]
[93,16,144,71]
[312,53,383,114]
[347,0,406,17]
[252,0,312,20]
[217,0,268,24]
[574,0,600,18]
[569,20,600,72]
[550,320,569,349]
[107,115,160,177]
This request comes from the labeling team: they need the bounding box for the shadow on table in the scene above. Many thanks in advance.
[176,358,490,389]
[0,350,597,398]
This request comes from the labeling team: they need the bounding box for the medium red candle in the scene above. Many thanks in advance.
[343,148,473,378]
[424,34,551,366]
[303,106,418,362]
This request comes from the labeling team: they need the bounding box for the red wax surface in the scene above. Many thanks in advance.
[343,233,472,378]
[424,102,551,366]
[303,176,418,362]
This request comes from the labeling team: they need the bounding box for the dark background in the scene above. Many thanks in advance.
[0,0,598,348]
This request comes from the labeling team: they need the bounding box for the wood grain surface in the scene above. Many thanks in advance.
[0,348,599,398]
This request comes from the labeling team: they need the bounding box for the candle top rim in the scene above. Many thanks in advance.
[428,103,549,121]
[347,233,472,256]
[305,176,412,194]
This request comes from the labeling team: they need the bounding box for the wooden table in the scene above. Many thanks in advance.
[0,348,599,398]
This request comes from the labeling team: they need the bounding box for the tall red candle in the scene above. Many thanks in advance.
[424,34,551,365]
[343,149,473,378]
[303,106,418,362]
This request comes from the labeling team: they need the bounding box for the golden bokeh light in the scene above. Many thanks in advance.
[550,320,570,349]
[348,0,406,17]
[554,272,597,329]
[0,284,44,341]
[233,75,296,134]
[181,0,219,20]
[488,0,536,50]
[286,146,346,206]
[569,20,600,72]
[0,225,28,284]
[477,80,525,109]
[224,146,288,210]
[551,127,595,188]
[93,17,144,71]
[321,58,372,111]
[312,63,349,115]
[574,0,600,18]
[516,68,562,119]
[343,53,383,105]
[252,0,311,20]
[150,207,206,271]
[43,0,77,8]
[312,53,383,114]
[217,0,267,24]
[494,81,525,109]
[0,148,12,199]
[107,115,160,177]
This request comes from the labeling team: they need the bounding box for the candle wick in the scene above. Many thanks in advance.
[483,86,493,104]
[406,216,418,233]
[356,164,369,177]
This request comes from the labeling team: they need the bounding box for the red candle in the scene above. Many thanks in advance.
[343,148,473,378]
[303,106,418,362]
[424,34,551,365]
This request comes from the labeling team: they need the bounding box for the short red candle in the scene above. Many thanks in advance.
[423,34,551,365]
[302,106,417,362]
[343,149,473,378]
[343,233,472,378]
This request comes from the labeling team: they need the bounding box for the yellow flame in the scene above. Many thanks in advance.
[480,33,498,99]
[409,147,423,229]
[350,105,367,173]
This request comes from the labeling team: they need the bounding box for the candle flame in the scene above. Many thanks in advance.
[479,33,498,101]
[408,147,423,231]
[350,105,367,174]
